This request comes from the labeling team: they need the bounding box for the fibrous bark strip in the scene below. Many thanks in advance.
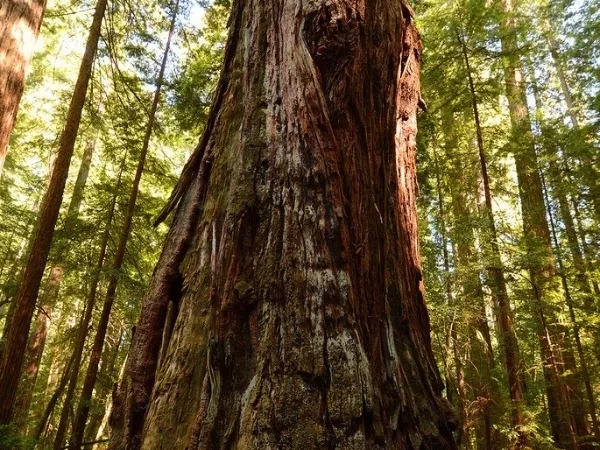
[110,1,457,449]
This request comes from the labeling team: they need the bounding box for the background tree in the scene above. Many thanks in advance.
[0,0,47,177]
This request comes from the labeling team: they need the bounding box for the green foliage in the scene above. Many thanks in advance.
[171,0,229,131]
[0,0,226,442]
[417,0,600,447]
[0,426,36,450]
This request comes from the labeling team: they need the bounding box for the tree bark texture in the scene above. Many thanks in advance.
[0,0,107,424]
[0,0,47,178]
[110,1,457,449]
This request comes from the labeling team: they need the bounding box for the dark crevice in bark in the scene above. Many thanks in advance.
[111,1,457,449]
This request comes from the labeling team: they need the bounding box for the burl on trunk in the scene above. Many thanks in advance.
[109,1,457,449]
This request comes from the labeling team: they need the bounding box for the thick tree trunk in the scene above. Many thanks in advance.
[110,1,457,449]
[0,0,107,424]
[0,0,47,178]
[459,30,526,446]
[68,5,178,447]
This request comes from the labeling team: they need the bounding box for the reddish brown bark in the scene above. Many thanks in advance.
[0,0,47,177]
[110,1,457,449]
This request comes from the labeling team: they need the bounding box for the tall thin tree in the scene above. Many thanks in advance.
[0,0,108,424]
[498,0,585,446]
[458,28,527,447]
[68,1,179,447]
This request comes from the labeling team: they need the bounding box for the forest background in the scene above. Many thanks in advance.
[0,0,598,448]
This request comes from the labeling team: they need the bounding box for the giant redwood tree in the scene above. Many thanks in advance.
[109,1,457,449]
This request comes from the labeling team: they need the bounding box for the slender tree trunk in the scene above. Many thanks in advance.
[534,47,599,450]
[545,205,600,441]
[549,48,579,130]
[0,0,47,178]
[548,157,595,305]
[531,69,600,446]
[545,35,600,221]
[69,4,178,447]
[67,139,95,221]
[458,29,526,447]
[0,0,107,424]
[433,148,470,449]
[571,199,600,297]
[498,1,584,447]
[84,328,123,444]
[34,352,74,440]
[447,146,499,450]
[110,1,458,449]
[52,165,122,449]
[13,141,94,431]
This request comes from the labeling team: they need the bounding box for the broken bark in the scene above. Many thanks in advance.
[110,1,457,449]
